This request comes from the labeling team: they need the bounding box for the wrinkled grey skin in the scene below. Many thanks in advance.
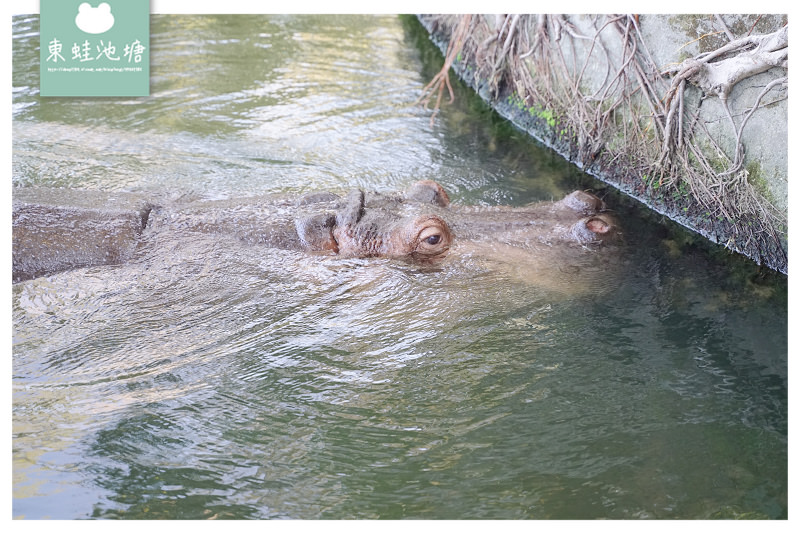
[12,180,620,282]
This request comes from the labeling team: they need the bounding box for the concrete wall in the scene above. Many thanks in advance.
[418,14,788,273]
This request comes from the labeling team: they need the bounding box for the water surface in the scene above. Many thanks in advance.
[12,14,787,519]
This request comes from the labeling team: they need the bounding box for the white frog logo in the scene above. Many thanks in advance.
[75,2,115,34]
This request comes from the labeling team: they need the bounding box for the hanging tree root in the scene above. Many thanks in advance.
[416,15,472,126]
[660,25,788,174]
[656,23,787,265]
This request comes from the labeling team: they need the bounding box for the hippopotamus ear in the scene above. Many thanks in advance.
[295,213,339,253]
[406,180,450,207]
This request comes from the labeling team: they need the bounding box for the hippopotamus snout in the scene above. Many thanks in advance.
[558,190,620,244]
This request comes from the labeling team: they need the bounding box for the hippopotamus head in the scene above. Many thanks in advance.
[292,180,618,264]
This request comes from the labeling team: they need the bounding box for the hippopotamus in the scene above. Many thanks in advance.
[12,180,620,283]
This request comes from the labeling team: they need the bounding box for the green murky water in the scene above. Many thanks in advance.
[12,15,787,519]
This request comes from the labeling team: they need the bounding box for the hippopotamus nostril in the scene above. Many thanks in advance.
[561,190,605,214]
[569,213,619,244]
[585,217,610,234]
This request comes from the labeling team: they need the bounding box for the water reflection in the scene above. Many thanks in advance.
[12,14,786,519]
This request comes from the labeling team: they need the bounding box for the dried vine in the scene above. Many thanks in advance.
[416,15,472,126]
[417,14,788,271]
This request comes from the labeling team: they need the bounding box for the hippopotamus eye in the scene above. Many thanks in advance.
[408,215,452,262]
